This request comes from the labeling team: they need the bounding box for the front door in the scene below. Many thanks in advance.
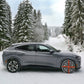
[35,44,56,66]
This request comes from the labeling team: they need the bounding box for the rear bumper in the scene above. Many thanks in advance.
[2,53,7,67]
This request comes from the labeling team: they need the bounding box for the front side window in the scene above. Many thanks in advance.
[16,45,35,51]
[37,45,50,52]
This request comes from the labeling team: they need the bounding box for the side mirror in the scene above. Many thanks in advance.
[50,50,54,54]
[56,50,61,52]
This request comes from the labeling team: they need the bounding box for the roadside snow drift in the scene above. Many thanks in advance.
[0,35,84,84]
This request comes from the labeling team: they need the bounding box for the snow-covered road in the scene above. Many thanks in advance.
[0,35,84,84]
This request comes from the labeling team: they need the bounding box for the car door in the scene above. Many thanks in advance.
[16,44,36,65]
[35,44,57,66]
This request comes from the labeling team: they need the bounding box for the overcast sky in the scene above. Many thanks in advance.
[6,0,66,26]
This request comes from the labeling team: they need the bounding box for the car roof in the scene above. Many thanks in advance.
[11,42,46,47]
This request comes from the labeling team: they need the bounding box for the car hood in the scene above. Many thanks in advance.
[54,51,78,57]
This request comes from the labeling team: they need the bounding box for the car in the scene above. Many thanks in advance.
[2,43,81,73]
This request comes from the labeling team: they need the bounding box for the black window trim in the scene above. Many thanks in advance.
[15,44,36,51]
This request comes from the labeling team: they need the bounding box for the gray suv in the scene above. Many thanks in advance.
[2,43,81,73]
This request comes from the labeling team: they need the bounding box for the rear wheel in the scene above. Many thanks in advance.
[7,59,20,73]
[61,59,76,73]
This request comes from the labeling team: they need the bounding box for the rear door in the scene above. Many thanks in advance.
[16,44,36,65]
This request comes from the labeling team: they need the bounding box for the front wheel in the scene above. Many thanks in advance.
[7,59,20,73]
[61,59,76,73]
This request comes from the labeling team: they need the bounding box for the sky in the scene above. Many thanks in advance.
[6,0,66,26]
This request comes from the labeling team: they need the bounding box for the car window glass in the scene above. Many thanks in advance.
[38,45,50,52]
[27,45,34,51]
[16,45,35,51]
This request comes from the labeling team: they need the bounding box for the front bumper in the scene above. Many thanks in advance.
[75,56,81,69]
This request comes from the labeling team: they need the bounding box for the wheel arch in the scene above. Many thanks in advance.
[7,56,21,66]
[7,57,21,73]
[60,58,76,69]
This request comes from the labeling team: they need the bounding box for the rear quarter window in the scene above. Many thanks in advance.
[16,45,35,51]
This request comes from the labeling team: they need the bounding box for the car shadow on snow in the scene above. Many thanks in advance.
[75,68,83,73]
[20,65,62,73]
[20,65,82,74]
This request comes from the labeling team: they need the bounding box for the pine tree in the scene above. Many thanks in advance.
[13,0,46,43]
[43,23,49,40]
[70,0,84,44]
[13,2,24,43]
[32,10,44,42]
[63,0,84,45]
[5,3,12,46]
[32,9,38,42]
[63,0,72,38]
[0,0,12,50]
[13,0,34,43]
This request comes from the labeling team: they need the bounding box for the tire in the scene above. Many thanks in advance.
[7,59,21,73]
[61,59,76,73]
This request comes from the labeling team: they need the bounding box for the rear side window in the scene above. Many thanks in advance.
[16,45,35,51]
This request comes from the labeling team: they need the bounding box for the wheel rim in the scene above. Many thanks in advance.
[62,59,75,73]
[8,60,19,72]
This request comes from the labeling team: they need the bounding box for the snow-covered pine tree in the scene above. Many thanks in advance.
[32,9,38,42]
[13,2,26,43]
[63,0,84,45]
[63,0,72,38]
[32,10,44,42]
[70,0,84,44]
[13,0,34,42]
[43,23,49,40]
[0,0,12,50]
[5,3,12,46]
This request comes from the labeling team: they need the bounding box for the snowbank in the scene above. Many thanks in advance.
[45,35,68,51]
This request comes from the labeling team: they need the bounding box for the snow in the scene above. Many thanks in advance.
[0,34,84,84]
[45,34,68,51]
